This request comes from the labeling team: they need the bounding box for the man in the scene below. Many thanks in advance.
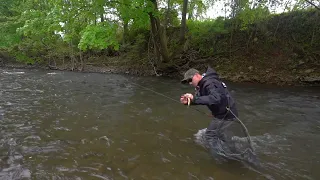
[180,66,238,119]
[179,66,256,164]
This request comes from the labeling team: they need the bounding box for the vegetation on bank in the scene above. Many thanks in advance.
[0,0,319,85]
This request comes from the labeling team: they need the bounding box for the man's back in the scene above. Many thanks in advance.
[195,67,238,119]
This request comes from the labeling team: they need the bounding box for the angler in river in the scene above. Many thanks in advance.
[180,66,258,166]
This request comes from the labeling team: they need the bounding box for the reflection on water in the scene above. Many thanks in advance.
[0,68,319,179]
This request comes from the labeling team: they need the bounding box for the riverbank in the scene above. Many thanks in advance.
[2,55,319,87]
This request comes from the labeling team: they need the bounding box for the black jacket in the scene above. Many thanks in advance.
[192,67,238,119]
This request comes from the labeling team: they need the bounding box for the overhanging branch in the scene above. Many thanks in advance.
[306,0,320,11]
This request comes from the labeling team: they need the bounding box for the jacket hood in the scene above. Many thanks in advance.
[198,66,220,87]
[204,66,219,79]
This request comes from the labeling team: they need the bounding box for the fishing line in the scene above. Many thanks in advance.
[130,81,212,117]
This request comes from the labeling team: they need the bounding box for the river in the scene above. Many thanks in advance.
[0,68,319,180]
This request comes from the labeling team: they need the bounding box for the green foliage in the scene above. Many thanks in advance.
[187,17,228,54]
[78,23,119,51]
[0,0,23,49]
[159,8,180,27]
[187,0,212,20]
[128,33,148,60]
[188,18,228,36]
[17,9,61,40]
[0,0,318,68]
[237,6,270,30]
[0,18,22,48]
[15,53,35,64]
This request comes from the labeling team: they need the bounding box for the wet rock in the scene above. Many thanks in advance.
[305,69,314,74]
[229,74,251,82]
[302,76,320,83]
[298,60,305,65]
[81,139,88,144]
[145,108,152,113]
[0,109,4,120]
[231,75,242,81]
[99,136,112,147]
[265,68,272,73]
[291,53,298,58]
[24,135,41,141]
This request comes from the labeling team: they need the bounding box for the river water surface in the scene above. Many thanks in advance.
[0,68,319,180]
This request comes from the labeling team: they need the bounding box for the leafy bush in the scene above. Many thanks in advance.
[78,22,119,51]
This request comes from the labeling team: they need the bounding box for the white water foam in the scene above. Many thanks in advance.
[3,71,25,75]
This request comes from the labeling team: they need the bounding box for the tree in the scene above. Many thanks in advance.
[148,0,170,63]
[180,0,188,43]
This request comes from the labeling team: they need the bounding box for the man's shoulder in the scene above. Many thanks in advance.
[201,79,229,92]
[203,78,223,86]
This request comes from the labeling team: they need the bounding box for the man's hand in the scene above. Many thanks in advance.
[180,93,194,105]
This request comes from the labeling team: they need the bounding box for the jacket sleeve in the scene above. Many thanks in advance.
[192,83,221,105]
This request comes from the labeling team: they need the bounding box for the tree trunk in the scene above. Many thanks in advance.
[70,42,74,71]
[188,3,194,20]
[100,14,104,22]
[246,29,253,52]
[155,18,170,63]
[180,0,188,43]
[150,15,161,62]
[164,0,171,28]
[229,23,235,60]
[80,50,84,71]
[123,19,129,44]
[63,56,65,69]
[149,0,170,63]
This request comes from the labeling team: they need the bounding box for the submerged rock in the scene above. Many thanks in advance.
[302,76,320,83]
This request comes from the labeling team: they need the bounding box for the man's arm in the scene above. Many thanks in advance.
[192,83,221,105]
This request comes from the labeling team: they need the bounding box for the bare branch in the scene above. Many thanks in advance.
[305,0,320,10]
